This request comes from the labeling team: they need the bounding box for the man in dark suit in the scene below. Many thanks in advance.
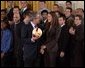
[36,10,48,67]
[39,10,48,30]
[6,1,14,21]
[21,12,41,67]
[65,7,74,28]
[10,13,23,67]
[57,15,70,67]
[20,1,32,20]
[69,15,84,67]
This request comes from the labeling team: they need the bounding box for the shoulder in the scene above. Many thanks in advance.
[4,29,12,36]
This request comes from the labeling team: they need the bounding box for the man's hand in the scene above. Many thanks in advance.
[60,51,65,58]
[69,27,75,35]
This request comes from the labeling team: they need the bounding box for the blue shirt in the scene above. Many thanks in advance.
[1,29,13,53]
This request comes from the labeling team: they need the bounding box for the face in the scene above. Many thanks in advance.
[53,5,59,12]
[1,23,6,29]
[41,12,48,20]
[58,17,65,26]
[47,14,52,22]
[13,8,20,14]
[1,12,6,20]
[7,1,13,8]
[75,9,83,16]
[34,15,41,24]
[24,15,30,23]
[66,2,72,8]
[74,17,81,25]
[13,14,20,23]
[39,2,45,9]
[65,9,71,17]
[20,1,27,8]
[56,12,60,17]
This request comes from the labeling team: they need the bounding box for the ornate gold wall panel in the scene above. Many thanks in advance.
[1,1,54,12]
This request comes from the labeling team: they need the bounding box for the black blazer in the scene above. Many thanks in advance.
[21,22,40,60]
[44,25,61,53]
[6,8,13,21]
[21,8,31,20]
[10,22,23,56]
[58,24,70,53]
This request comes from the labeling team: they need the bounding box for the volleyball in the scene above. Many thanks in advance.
[32,27,42,38]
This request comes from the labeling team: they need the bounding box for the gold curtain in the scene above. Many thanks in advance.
[1,1,54,12]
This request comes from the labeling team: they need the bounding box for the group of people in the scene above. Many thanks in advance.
[1,1,84,67]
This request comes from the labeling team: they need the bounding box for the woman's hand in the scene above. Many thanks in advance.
[40,45,46,54]
[60,51,65,58]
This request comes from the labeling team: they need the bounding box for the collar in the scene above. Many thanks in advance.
[44,19,47,23]
[15,20,20,24]
[23,7,27,12]
[31,21,36,29]
[61,23,65,27]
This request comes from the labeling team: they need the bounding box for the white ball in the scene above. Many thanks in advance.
[32,28,42,38]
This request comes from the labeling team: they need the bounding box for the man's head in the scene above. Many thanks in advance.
[31,12,41,25]
[20,1,28,8]
[58,15,66,26]
[65,7,72,17]
[13,14,20,23]
[23,13,32,24]
[1,9,7,20]
[75,8,84,17]
[66,1,72,8]
[7,1,14,8]
[13,6,20,14]
[39,1,46,9]
[74,15,82,26]
[1,20,9,29]
[41,10,48,20]
[53,4,60,12]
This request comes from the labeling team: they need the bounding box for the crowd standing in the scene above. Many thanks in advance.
[1,1,84,67]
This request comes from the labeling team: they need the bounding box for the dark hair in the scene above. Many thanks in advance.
[58,15,66,20]
[1,9,7,13]
[41,10,48,15]
[56,11,65,17]
[75,15,82,20]
[54,4,59,8]
[47,11,59,27]
[66,1,72,5]
[23,12,32,19]
[14,6,19,9]
[66,7,72,12]
[1,20,10,29]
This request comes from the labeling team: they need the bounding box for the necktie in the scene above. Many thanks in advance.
[21,9,23,14]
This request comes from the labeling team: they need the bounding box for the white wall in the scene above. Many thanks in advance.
[55,1,84,10]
